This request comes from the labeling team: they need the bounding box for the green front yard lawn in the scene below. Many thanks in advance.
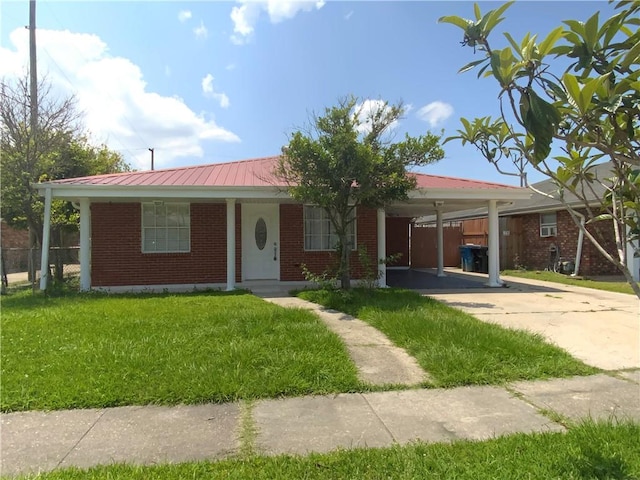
[502,269,636,295]
[10,420,639,479]
[1,290,361,412]
[298,288,598,387]
[2,285,598,412]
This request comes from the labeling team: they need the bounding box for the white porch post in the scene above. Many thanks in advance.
[486,199,502,287]
[226,199,236,291]
[39,187,52,290]
[377,208,387,288]
[436,207,445,277]
[79,198,91,291]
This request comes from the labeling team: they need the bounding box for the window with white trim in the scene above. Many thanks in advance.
[142,203,190,253]
[304,206,356,251]
[540,212,557,237]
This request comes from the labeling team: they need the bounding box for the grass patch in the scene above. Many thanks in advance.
[11,420,639,479]
[298,288,597,387]
[502,269,636,295]
[1,290,361,412]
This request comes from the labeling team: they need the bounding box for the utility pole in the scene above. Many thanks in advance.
[29,0,37,132]
[28,0,38,289]
[149,148,154,170]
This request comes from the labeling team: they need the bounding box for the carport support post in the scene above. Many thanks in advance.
[377,208,387,287]
[486,199,502,287]
[226,199,236,291]
[79,198,91,291]
[436,207,445,277]
[39,187,52,290]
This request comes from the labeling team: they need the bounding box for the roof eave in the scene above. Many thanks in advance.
[33,183,289,200]
[409,187,531,201]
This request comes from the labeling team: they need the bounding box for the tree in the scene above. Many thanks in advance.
[1,75,130,239]
[1,74,129,283]
[275,96,444,289]
[1,75,80,247]
[439,1,640,298]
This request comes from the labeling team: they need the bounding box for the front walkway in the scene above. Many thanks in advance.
[263,296,428,386]
[2,372,638,476]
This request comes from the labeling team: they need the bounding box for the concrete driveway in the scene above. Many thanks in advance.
[406,269,639,371]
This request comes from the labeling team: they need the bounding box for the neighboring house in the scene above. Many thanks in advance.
[1,220,30,275]
[34,156,530,291]
[421,162,639,280]
[0,220,29,249]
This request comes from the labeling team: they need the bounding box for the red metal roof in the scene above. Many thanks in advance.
[49,156,284,187]
[412,172,519,190]
[46,156,519,190]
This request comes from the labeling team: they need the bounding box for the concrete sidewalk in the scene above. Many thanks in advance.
[2,372,638,477]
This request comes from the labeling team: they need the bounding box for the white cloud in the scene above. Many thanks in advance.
[344,10,354,20]
[178,10,192,22]
[164,65,171,77]
[194,21,208,39]
[416,101,454,127]
[0,28,239,170]
[225,63,236,71]
[353,99,399,135]
[230,1,324,43]
[201,74,230,109]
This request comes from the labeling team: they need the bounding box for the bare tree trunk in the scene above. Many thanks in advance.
[340,238,351,290]
[1,248,7,295]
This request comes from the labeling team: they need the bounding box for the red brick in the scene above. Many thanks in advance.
[91,202,380,287]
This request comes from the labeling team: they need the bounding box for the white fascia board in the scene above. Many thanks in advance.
[35,184,290,201]
[408,188,531,201]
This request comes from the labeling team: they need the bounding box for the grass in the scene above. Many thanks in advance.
[298,288,597,387]
[502,269,637,295]
[0,290,362,412]
[10,420,640,479]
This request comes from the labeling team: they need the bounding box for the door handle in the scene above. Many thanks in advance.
[273,242,278,261]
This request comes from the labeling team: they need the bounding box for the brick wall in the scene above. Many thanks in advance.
[385,217,410,267]
[91,202,379,287]
[91,203,229,287]
[1,221,29,248]
[279,204,378,281]
[518,209,619,276]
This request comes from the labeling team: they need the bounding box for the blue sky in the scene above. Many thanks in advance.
[0,1,618,184]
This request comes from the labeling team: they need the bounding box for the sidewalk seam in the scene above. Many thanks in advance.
[56,409,107,468]
[503,385,570,429]
[360,393,397,443]
[238,400,257,458]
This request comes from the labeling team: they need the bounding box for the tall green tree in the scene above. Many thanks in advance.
[275,96,444,289]
[440,1,640,298]
[1,75,130,248]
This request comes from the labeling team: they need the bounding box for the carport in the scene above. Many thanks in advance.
[382,173,530,288]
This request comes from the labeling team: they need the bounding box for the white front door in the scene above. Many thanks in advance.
[242,203,280,281]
